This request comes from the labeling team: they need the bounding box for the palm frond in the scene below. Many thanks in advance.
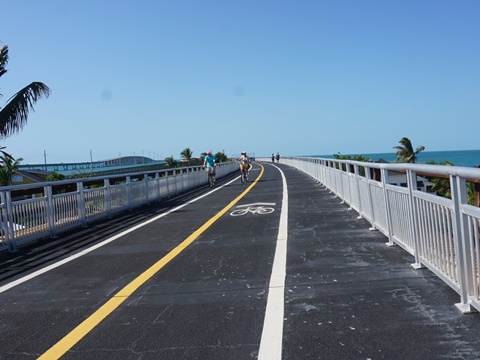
[0,82,51,138]
[0,44,8,79]
[398,137,414,153]
[0,146,13,162]
[415,145,425,154]
[180,147,193,159]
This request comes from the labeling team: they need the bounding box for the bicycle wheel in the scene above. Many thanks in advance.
[230,209,248,216]
[257,207,274,215]
[240,171,245,183]
[209,175,214,188]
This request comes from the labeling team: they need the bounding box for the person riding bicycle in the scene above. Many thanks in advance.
[203,151,216,183]
[237,151,251,178]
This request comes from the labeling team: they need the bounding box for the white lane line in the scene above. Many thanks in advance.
[0,177,241,294]
[258,164,288,360]
[236,202,276,208]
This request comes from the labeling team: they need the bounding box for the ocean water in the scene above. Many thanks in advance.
[311,149,480,168]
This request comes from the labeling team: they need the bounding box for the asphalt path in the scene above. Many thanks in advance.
[2,162,480,360]
[0,163,285,359]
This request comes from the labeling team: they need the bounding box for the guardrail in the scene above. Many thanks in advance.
[259,156,480,314]
[0,162,238,253]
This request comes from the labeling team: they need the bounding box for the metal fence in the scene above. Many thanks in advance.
[260,156,480,314]
[1,162,238,253]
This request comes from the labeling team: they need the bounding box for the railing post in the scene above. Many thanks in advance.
[181,170,185,192]
[174,171,179,195]
[407,170,422,269]
[313,159,319,182]
[44,185,57,237]
[321,159,326,185]
[353,164,363,217]
[365,164,377,230]
[155,172,160,200]
[2,191,16,252]
[326,161,333,193]
[165,171,171,198]
[381,168,395,246]
[451,175,475,313]
[474,166,480,207]
[339,163,345,204]
[317,159,322,184]
[77,182,87,227]
[126,176,132,210]
[104,178,111,219]
[197,167,203,186]
[346,164,353,210]
[335,161,340,194]
[144,174,149,205]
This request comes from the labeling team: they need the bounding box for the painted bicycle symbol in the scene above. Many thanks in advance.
[230,202,276,216]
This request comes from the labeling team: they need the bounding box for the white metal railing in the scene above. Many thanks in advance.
[0,162,238,253]
[259,156,480,314]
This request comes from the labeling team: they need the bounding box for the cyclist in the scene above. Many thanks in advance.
[203,151,216,184]
[237,151,251,178]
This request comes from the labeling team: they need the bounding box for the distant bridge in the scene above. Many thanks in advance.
[18,156,165,176]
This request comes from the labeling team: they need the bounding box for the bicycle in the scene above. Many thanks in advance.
[236,152,251,184]
[240,166,248,183]
[204,167,216,188]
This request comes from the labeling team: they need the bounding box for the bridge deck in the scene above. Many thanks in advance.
[1,162,480,359]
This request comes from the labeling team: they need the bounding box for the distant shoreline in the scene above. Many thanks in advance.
[307,149,480,168]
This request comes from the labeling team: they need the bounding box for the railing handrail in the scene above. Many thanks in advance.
[3,162,235,191]
[291,156,480,179]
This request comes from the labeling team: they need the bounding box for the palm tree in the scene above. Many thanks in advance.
[0,153,23,186]
[427,160,453,199]
[215,151,228,163]
[393,137,425,163]
[0,145,13,163]
[180,147,193,166]
[0,43,50,138]
[164,156,177,168]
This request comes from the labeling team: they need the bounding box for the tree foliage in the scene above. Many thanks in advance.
[425,160,453,199]
[393,137,425,163]
[425,160,475,205]
[164,155,177,168]
[46,171,66,182]
[333,152,370,175]
[0,152,22,186]
[333,153,371,162]
[0,44,51,139]
[180,147,193,166]
[215,151,228,163]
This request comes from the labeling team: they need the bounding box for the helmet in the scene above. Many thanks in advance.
[242,151,246,155]
[206,151,211,155]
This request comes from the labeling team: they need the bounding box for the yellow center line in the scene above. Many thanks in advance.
[39,164,265,359]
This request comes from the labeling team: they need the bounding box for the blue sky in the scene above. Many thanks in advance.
[1,0,478,164]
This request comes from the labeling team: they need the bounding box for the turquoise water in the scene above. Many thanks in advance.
[310,150,480,168]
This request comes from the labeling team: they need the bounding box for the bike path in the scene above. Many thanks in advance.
[278,163,480,360]
[2,162,480,359]
[0,163,284,359]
